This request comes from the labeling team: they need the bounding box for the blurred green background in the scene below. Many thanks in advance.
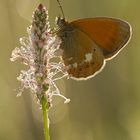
[0,0,139,140]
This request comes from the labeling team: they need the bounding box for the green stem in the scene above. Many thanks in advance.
[41,96,50,140]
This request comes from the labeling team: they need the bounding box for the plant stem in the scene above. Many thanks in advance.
[41,96,50,140]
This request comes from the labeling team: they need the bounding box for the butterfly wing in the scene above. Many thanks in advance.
[70,17,131,60]
[58,25,105,80]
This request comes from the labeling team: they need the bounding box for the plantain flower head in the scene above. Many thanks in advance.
[10,4,70,107]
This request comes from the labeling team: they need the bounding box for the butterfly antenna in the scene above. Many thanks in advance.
[56,0,65,19]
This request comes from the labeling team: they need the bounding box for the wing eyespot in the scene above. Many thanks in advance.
[93,48,96,52]
[91,61,95,65]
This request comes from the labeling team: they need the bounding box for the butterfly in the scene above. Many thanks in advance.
[56,2,132,80]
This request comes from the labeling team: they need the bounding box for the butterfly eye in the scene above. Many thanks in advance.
[56,16,66,27]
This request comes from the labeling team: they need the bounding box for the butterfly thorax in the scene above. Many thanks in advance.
[56,17,74,42]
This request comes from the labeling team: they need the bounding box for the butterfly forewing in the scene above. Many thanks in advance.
[70,17,131,60]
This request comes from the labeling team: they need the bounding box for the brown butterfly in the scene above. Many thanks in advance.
[56,1,132,80]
